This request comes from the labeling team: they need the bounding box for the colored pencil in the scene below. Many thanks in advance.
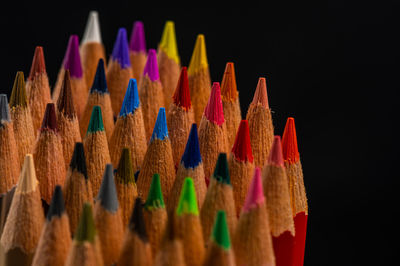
[200,153,237,242]
[281,117,308,266]
[169,123,207,212]
[118,197,153,266]
[53,35,88,118]
[139,49,165,140]
[158,21,181,110]
[246,77,274,167]
[31,185,72,266]
[0,95,19,194]
[115,147,138,227]
[198,82,229,182]
[33,103,66,205]
[83,106,111,197]
[221,62,241,149]
[167,66,195,166]
[109,78,147,170]
[233,167,275,266]
[107,28,134,117]
[65,202,104,266]
[262,136,295,266]
[203,210,236,266]
[9,71,35,168]
[0,154,44,266]
[80,11,106,89]
[137,107,175,203]
[80,58,115,139]
[228,120,255,215]
[143,173,168,257]
[94,164,124,265]
[129,21,147,84]
[174,177,205,266]
[56,70,82,169]
[0,186,15,238]
[188,34,211,125]
[26,46,52,133]
[63,142,94,235]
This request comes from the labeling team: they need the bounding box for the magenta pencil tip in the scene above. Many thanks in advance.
[204,82,224,125]
[143,49,159,81]
[242,167,265,213]
[63,35,83,78]
[129,21,146,52]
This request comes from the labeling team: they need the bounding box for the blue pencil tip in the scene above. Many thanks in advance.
[90,59,108,94]
[120,79,140,117]
[181,123,202,168]
[150,107,168,142]
[111,28,131,68]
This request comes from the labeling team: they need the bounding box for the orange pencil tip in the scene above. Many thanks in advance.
[281,117,300,163]
[220,62,238,102]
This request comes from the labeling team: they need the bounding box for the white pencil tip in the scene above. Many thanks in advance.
[82,11,102,44]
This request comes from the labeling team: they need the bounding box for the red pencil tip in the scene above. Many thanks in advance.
[251,77,269,108]
[268,136,284,167]
[231,120,253,163]
[28,46,46,81]
[221,62,238,102]
[41,103,58,131]
[172,67,191,110]
[204,82,224,125]
[281,117,300,164]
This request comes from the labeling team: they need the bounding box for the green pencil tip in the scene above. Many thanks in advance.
[144,173,165,210]
[9,71,28,108]
[75,202,96,243]
[176,177,199,216]
[115,148,135,185]
[211,210,231,250]
[212,153,231,185]
[87,105,104,134]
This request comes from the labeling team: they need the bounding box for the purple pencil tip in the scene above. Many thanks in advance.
[63,35,83,78]
[129,21,146,52]
[143,49,159,81]
[111,28,131,68]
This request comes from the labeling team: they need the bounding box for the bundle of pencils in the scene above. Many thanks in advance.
[0,11,309,266]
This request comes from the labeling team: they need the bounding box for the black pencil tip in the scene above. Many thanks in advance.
[46,185,65,220]
[129,197,148,242]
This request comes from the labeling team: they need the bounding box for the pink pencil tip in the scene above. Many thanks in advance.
[63,35,83,78]
[143,49,159,81]
[268,136,285,167]
[242,167,265,213]
[204,82,224,125]
[251,77,269,108]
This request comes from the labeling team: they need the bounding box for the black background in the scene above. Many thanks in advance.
[0,1,398,265]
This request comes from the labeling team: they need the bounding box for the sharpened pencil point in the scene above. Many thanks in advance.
[90,59,108,93]
[251,77,269,108]
[9,71,27,108]
[87,106,104,134]
[129,21,146,52]
[242,167,265,213]
[173,67,191,110]
[116,148,135,184]
[188,34,208,76]
[221,62,238,102]
[211,210,231,250]
[57,70,76,118]
[181,123,202,168]
[70,142,88,180]
[41,103,57,131]
[232,120,253,163]
[268,136,284,167]
[75,203,96,243]
[47,185,65,220]
[0,94,11,124]
[176,177,199,216]
[212,153,231,185]
[16,154,38,193]
[111,28,131,68]
[63,35,83,78]
[159,21,180,64]
[82,11,102,44]
[204,82,224,126]
[282,117,300,164]
[120,79,140,116]
[144,173,165,210]
[150,107,168,142]
[129,198,148,241]
[28,46,46,80]
[143,49,160,81]
[97,164,119,213]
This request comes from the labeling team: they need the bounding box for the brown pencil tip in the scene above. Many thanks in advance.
[9,71,28,108]
[57,70,76,118]
[41,103,57,131]
[251,77,269,108]
[221,62,238,102]
[28,46,46,80]
[16,154,39,193]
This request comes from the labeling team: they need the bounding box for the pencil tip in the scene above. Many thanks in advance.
[159,21,180,64]
[46,185,65,220]
[211,210,231,250]
[143,49,159,81]
[16,154,38,193]
[120,79,140,116]
[75,203,96,243]
[251,77,269,108]
[212,153,231,185]
[111,28,131,68]
[90,59,108,93]
[41,103,57,131]
[188,34,208,75]
[57,70,76,118]
[0,94,11,124]
[82,11,102,44]
[144,173,165,210]
[173,67,191,110]
[10,71,27,108]
[204,82,224,125]
[282,117,300,163]
[63,35,83,78]
[129,21,146,52]
[150,107,168,142]
[221,62,238,101]
[268,136,284,167]
[176,177,199,216]
[181,123,202,168]
[242,167,265,213]
[70,142,88,179]
[129,198,148,241]
[87,106,104,134]
[232,120,253,163]
[115,148,135,185]
[28,46,46,80]
[97,164,119,213]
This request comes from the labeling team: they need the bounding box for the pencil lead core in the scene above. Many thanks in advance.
[75,203,96,243]
[116,148,135,185]
[251,77,269,108]
[211,210,231,250]
[232,120,254,163]
[129,21,146,52]
[41,103,58,131]
[111,28,131,68]
[176,177,199,216]
[70,142,88,179]
[242,167,265,213]
[173,67,191,110]
[120,79,140,116]
[282,117,300,164]
[221,62,238,102]
[28,46,46,80]
[212,153,231,185]
[159,21,180,64]
[57,70,76,118]
[181,123,202,168]
[63,35,83,78]
[144,173,165,210]
[150,107,169,142]
[97,164,119,213]
[268,136,285,167]
[82,11,102,44]
[143,49,160,81]
[47,185,65,220]
[90,59,108,94]
[204,82,224,126]
[87,106,105,134]
[129,198,148,242]
[188,34,208,75]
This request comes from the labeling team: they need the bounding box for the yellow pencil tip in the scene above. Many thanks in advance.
[159,21,180,64]
[188,34,208,76]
